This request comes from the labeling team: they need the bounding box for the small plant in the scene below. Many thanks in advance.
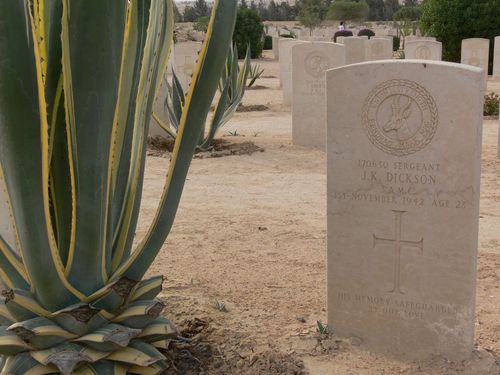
[214,300,228,312]
[358,28,375,39]
[248,63,265,87]
[484,93,499,117]
[393,35,401,51]
[333,30,353,42]
[227,130,239,136]
[194,15,210,32]
[263,35,273,50]
[233,8,264,58]
[154,44,251,150]
[316,320,329,335]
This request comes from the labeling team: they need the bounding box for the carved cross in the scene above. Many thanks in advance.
[373,210,423,294]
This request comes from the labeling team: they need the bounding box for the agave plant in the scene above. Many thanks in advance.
[0,0,236,373]
[153,43,251,151]
[247,63,264,88]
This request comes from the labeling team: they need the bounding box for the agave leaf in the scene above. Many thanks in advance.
[110,0,238,284]
[0,300,15,326]
[60,0,128,293]
[1,352,57,375]
[0,0,81,311]
[72,360,128,375]
[106,340,165,367]
[128,361,168,375]
[2,289,50,322]
[51,304,108,337]
[73,323,141,352]
[30,342,108,375]
[109,0,157,272]
[8,316,76,350]
[0,229,29,291]
[91,277,138,313]
[137,317,177,343]
[112,301,165,329]
[0,326,33,355]
[129,276,163,302]
[111,0,175,273]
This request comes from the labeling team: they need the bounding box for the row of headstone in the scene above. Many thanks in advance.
[281,37,395,108]
[404,37,500,82]
[326,60,485,361]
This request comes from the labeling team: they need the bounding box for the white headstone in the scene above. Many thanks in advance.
[327,60,485,361]
[342,37,366,65]
[272,36,280,60]
[366,38,393,61]
[173,41,201,92]
[461,38,490,82]
[405,40,442,61]
[279,39,308,106]
[292,42,345,150]
[493,36,500,78]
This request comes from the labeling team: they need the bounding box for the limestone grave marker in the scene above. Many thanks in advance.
[292,42,345,150]
[342,37,366,65]
[493,36,500,77]
[173,41,201,92]
[279,39,308,105]
[327,60,485,361]
[461,38,490,82]
[405,40,442,61]
[366,38,393,61]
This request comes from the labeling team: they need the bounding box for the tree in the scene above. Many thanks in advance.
[298,0,327,32]
[404,0,419,6]
[233,8,264,58]
[366,0,386,21]
[240,0,249,9]
[393,6,421,21]
[384,0,400,20]
[194,0,211,18]
[183,6,197,22]
[420,0,500,70]
[328,0,369,22]
[173,2,183,22]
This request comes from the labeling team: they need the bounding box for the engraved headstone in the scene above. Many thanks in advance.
[173,41,201,92]
[342,37,366,65]
[279,39,308,106]
[461,38,490,82]
[405,40,442,61]
[327,61,485,361]
[272,36,280,60]
[292,42,345,150]
[366,38,393,61]
[493,36,500,78]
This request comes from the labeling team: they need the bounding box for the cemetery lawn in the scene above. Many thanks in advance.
[140,52,500,374]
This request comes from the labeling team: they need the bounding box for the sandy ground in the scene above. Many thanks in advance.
[139,51,499,374]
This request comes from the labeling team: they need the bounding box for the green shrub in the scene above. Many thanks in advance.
[263,35,273,50]
[393,35,400,51]
[484,93,499,117]
[358,28,375,39]
[233,8,264,59]
[194,15,210,32]
[334,30,353,42]
[420,0,500,72]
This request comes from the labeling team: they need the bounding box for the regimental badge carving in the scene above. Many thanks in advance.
[304,51,330,78]
[415,45,431,59]
[362,79,438,156]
